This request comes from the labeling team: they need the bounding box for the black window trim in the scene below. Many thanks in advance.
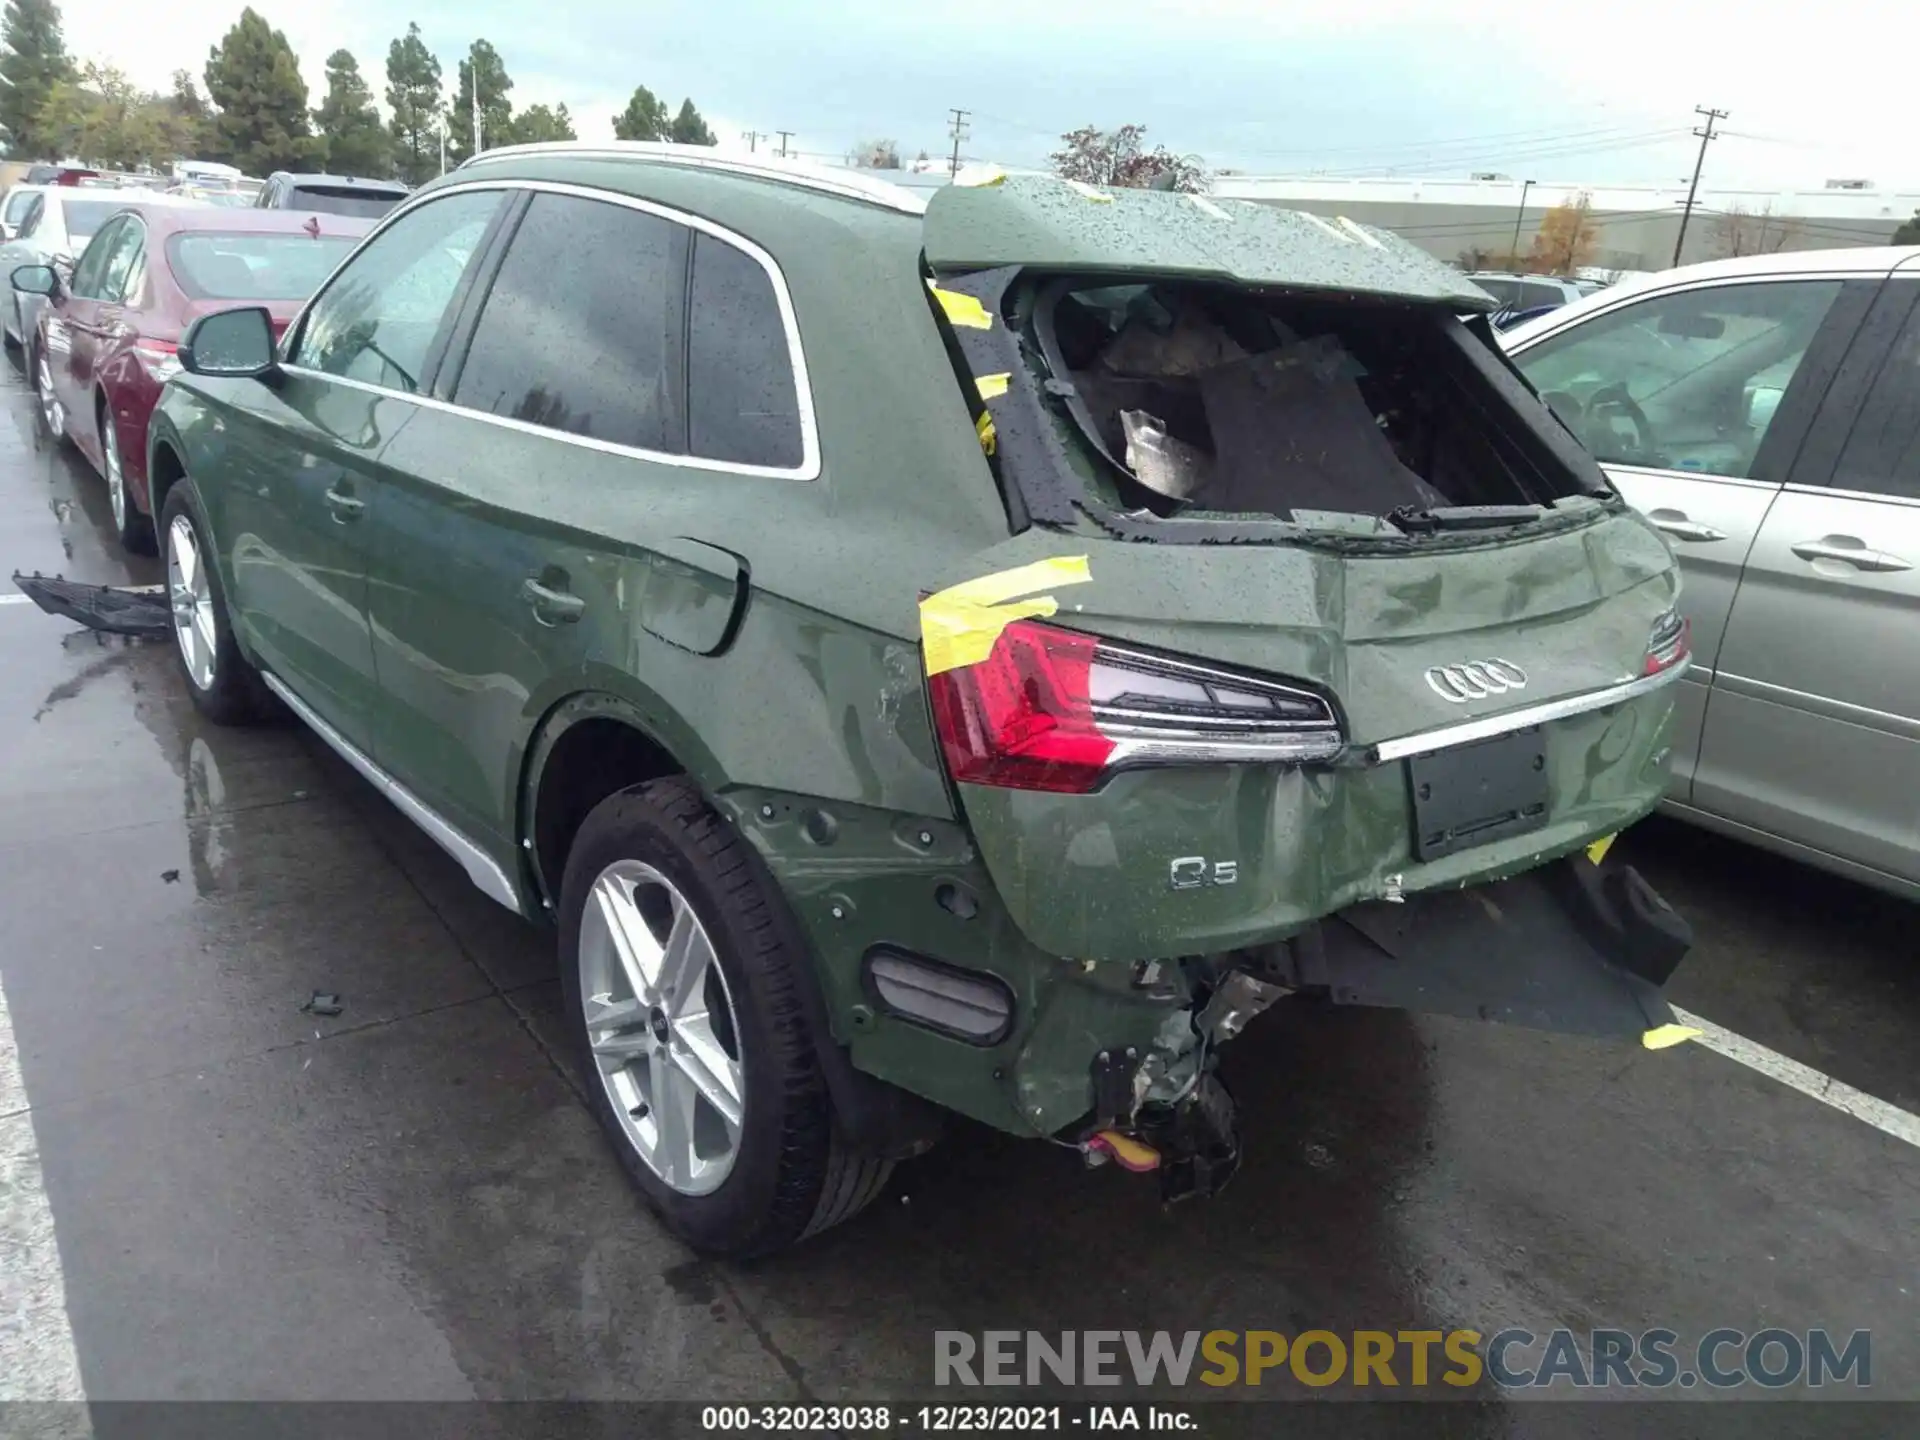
[275,176,822,481]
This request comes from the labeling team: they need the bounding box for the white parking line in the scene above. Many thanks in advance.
[0,972,88,1403]
[1674,1005,1920,1150]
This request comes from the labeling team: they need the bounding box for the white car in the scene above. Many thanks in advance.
[0,183,47,241]
[1501,246,1920,898]
[0,188,191,348]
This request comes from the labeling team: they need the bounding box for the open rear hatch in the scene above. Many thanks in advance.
[917,175,1691,1042]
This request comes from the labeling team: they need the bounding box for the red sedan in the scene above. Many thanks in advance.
[13,204,373,552]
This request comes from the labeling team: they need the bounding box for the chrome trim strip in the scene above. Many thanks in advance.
[1783,481,1920,510]
[1505,269,1887,353]
[260,673,524,914]
[274,178,822,481]
[1366,659,1690,764]
[1710,670,1920,742]
[456,141,928,215]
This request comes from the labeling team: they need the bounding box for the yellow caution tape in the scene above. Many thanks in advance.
[928,282,992,330]
[1093,1130,1161,1172]
[975,372,1010,400]
[920,555,1092,676]
[1063,179,1115,203]
[1642,1023,1702,1050]
[974,410,997,457]
[1586,833,1617,866]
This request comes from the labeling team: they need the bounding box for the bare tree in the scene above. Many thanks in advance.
[1050,123,1207,192]
[1709,202,1806,259]
[846,137,901,169]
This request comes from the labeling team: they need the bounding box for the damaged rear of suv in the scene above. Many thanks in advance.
[154,152,1695,1259]
[910,177,1695,1201]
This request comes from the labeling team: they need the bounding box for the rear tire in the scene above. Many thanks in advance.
[101,401,154,555]
[160,480,269,725]
[559,777,892,1257]
[30,341,66,445]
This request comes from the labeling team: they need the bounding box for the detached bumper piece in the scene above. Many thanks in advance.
[1276,853,1691,1040]
[10,571,172,638]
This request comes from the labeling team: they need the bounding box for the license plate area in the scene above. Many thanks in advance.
[1407,725,1549,861]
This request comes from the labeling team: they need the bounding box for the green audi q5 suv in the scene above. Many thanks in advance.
[148,145,1695,1256]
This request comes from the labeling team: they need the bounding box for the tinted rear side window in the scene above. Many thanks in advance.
[688,233,804,469]
[289,186,404,218]
[1831,291,1920,499]
[453,192,687,452]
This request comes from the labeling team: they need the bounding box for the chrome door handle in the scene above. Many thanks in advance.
[1647,509,1726,543]
[323,486,364,523]
[1790,537,1912,573]
[523,577,585,625]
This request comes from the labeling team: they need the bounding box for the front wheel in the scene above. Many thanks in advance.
[559,777,892,1257]
[160,481,269,725]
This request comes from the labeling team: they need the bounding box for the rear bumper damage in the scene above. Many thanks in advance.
[1066,850,1691,1200]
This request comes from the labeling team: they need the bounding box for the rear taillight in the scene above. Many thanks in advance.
[927,619,1343,794]
[1644,607,1690,676]
[133,338,180,383]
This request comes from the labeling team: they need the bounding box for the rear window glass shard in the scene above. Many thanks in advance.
[1029,278,1598,531]
[452,191,687,452]
[687,232,804,469]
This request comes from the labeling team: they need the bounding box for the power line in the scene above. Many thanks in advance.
[1319,129,1692,178]
[947,108,971,178]
[1674,106,1728,265]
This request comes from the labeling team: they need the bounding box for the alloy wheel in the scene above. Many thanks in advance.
[578,859,745,1196]
[35,351,64,438]
[167,514,217,691]
[102,412,126,532]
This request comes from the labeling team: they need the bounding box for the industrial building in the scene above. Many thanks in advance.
[1209,174,1920,271]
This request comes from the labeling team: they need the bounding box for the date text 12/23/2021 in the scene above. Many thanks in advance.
[701,1406,1197,1432]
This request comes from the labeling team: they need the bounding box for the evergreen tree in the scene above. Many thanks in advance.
[313,49,389,176]
[204,7,326,173]
[384,21,442,185]
[0,0,74,158]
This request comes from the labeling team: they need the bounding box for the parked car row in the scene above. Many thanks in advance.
[11,201,372,549]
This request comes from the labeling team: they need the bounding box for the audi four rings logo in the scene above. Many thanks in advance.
[1424,659,1529,703]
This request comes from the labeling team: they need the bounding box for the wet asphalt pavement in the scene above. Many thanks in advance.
[0,351,1915,1431]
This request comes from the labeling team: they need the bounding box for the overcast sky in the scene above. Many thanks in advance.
[60,0,1916,190]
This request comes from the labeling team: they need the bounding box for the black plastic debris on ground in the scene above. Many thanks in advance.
[301,992,344,1018]
[11,571,171,638]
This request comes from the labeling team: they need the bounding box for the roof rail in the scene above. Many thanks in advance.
[456,141,928,216]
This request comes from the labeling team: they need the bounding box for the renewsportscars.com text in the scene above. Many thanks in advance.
[934,1328,1871,1391]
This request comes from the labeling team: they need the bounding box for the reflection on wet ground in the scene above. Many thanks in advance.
[0,352,1915,1417]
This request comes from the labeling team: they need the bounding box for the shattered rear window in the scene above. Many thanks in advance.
[1037,279,1590,527]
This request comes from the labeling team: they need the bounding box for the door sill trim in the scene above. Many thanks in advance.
[261,672,525,915]
[1658,798,1920,901]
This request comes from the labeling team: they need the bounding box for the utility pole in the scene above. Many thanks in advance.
[741,130,765,154]
[947,107,970,177]
[1673,106,1727,266]
[775,130,794,159]
[1507,178,1534,265]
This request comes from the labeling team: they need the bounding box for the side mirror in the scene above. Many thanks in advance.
[10,264,57,296]
[180,306,278,378]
